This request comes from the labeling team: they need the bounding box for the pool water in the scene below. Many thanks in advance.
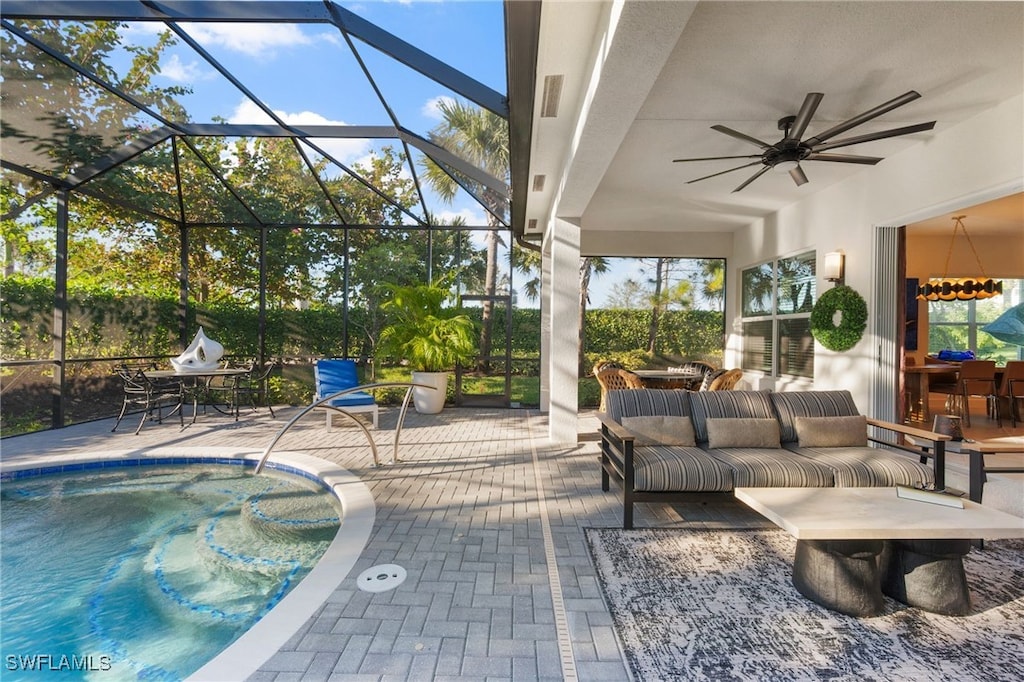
[1,464,341,681]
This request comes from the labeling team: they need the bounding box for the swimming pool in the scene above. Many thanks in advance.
[0,450,375,681]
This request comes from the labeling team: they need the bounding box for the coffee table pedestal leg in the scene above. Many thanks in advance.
[880,539,972,615]
[792,539,885,617]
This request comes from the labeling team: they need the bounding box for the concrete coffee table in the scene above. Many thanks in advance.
[734,487,1024,617]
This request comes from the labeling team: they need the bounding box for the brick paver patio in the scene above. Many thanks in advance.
[1,404,769,681]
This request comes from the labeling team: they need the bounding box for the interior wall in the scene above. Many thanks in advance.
[726,93,1024,413]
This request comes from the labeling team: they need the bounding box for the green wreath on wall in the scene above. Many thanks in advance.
[810,284,868,352]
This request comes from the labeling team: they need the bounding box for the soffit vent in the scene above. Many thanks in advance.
[532,174,546,192]
[540,74,564,118]
[527,219,538,232]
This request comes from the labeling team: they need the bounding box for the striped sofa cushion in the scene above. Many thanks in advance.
[787,446,933,488]
[607,389,691,421]
[687,390,776,444]
[633,446,734,492]
[699,446,835,487]
[769,390,861,444]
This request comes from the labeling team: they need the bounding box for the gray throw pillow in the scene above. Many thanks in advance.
[794,415,868,447]
[621,415,696,446]
[705,418,781,448]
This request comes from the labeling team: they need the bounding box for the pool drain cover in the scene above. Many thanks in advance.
[357,564,406,592]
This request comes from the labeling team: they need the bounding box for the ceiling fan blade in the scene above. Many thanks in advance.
[810,121,936,153]
[732,166,771,192]
[711,125,773,149]
[789,165,809,186]
[805,152,883,165]
[803,90,923,146]
[686,160,763,184]
[673,154,761,163]
[784,92,824,143]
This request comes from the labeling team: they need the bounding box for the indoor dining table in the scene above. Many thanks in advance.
[905,364,959,424]
[905,363,1005,425]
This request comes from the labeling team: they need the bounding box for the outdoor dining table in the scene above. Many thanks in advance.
[631,369,703,390]
[147,367,250,422]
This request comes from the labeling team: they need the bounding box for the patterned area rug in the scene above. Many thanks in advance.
[586,528,1024,681]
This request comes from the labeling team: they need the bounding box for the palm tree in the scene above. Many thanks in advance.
[695,258,725,307]
[419,99,509,372]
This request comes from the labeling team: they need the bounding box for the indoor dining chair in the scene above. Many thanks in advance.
[952,360,999,427]
[995,360,1024,427]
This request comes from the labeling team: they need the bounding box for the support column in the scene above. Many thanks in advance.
[539,236,552,412]
[51,189,69,429]
[546,217,580,444]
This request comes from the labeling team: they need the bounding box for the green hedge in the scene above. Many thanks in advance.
[1,275,723,362]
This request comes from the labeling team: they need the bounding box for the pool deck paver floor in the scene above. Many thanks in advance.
[1,405,770,681]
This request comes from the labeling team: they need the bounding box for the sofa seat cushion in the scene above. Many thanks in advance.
[769,390,861,444]
[325,392,376,407]
[701,447,835,487]
[786,445,934,488]
[633,446,734,492]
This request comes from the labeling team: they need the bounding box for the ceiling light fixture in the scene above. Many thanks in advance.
[916,215,1003,301]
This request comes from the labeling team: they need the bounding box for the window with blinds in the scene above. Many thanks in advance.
[740,251,816,378]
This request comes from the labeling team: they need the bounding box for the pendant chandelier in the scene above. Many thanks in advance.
[916,215,1003,301]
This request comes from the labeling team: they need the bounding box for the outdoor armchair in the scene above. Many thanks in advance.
[314,358,379,429]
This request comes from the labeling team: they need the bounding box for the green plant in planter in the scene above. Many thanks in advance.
[378,283,477,414]
[377,283,478,373]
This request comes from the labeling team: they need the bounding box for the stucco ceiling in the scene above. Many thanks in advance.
[523,1,1024,239]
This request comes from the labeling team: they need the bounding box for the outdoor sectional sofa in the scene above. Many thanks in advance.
[598,389,951,529]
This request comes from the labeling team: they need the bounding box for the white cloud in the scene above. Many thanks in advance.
[157,54,212,83]
[184,23,317,58]
[437,207,487,227]
[227,99,371,164]
[422,95,455,121]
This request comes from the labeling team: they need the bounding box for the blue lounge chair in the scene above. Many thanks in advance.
[315,359,379,429]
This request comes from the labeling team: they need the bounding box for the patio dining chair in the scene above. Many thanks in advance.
[111,365,184,435]
[672,361,716,390]
[230,361,277,420]
[707,368,744,391]
[595,367,644,412]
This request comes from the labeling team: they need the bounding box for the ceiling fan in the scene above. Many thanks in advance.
[673,91,936,192]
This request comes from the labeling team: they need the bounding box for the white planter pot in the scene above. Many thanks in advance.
[411,371,449,414]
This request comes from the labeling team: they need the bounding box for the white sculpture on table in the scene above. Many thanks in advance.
[170,326,224,372]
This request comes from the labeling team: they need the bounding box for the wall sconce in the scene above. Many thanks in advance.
[824,251,845,284]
